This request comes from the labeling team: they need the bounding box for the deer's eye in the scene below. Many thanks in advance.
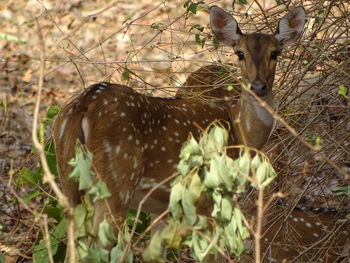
[235,51,245,60]
[270,50,279,60]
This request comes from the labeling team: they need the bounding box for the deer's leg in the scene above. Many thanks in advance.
[53,107,86,207]
[90,138,145,233]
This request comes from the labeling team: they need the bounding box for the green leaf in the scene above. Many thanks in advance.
[179,135,201,160]
[332,185,350,197]
[45,139,58,177]
[33,219,67,263]
[74,204,87,237]
[239,0,248,4]
[43,206,63,221]
[161,220,184,249]
[178,135,203,175]
[220,195,233,223]
[43,105,61,128]
[182,188,197,225]
[126,210,151,236]
[203,160,220,189]
[16,168,42,186]
[68,146,94,190]
[183,0,191,8]
[227,85,234,91]
[98,220,117,247]
[212,37,220,48]
[315,136,322,150]
[209,125,228,149]
[238,151,250,177]
[0,33,27,43]
[22,190,41,202]
[338,84,348,98]
[192,231,209,261]
[275,0,282,5]
[0,99,8,112]
[189,172,202,203]
[168,183,185,219]
[204,155,232,190]
[256,162,267,185]
[151,23,160,30]
[110,228,133,263]
[122,70,131,81]
[83,247,109,263]
[53,217,67,240]
[88,181,112,202]
[33,236,59,263]
[202,125,228,160]
[190,24,204,32]
[188,2,198,14]
[251,154,261,169]
[143,231,164,263]
[195,33,201,45]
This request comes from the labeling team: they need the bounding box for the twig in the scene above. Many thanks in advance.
[119,173,178,263]
[33,18,75,263]
[42,214,54,263]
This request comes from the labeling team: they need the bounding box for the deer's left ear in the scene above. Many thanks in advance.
[275,6,306,47]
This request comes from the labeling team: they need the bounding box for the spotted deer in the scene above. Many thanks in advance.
[56,3,306,222]
[52,5,349,262]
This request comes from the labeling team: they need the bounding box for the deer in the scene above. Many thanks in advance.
[52,5,349,262]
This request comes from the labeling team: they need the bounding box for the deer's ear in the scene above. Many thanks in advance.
[275,6,306,47]
[210,6,242,48]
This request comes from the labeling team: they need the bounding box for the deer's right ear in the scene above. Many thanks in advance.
[210,6,242,48]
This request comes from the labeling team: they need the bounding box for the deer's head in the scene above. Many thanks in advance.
[210,6,305,98]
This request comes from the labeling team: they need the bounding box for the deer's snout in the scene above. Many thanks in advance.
[251,80,267,97]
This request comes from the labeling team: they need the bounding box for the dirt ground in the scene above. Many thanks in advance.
[0,0,349,262]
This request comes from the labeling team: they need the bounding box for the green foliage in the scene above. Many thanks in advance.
[0,98,8,112]
[313,9,325,27]
[16,105,60,191]
[33,217,67,263]
[122,70,131,81]
[183,0,200,14]
[47,144,149,263]
[239,0,248,4]
[126,209,151,239]
[190,24,207,48]
[212,36,220,48]
[332,184,350,198]
[143,232,164,263]
[144,124,276,262]
[151,23,163,30]
[0,33,27,43]
[338,84,348,98]
[275,0,282,5]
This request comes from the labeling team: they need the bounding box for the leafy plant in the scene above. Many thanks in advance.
[143,123,276,262]
[338,84,348,99]
[183,0,201,14]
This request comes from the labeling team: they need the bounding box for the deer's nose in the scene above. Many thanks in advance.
[251,81,267,97]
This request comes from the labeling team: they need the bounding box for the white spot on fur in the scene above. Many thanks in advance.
[115,145,121,154]
[81,117,89,142]
[59,118,68,141]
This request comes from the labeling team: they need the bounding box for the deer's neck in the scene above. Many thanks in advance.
[232,92,274,150]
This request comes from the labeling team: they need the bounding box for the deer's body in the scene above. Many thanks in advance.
[54,83,232,214]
